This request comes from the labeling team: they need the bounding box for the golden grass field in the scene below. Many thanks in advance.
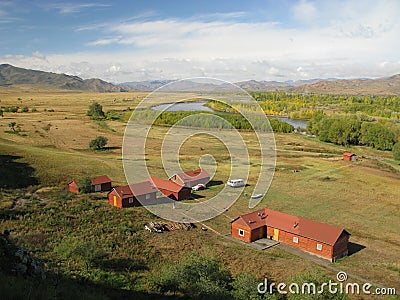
[0,88,399,297]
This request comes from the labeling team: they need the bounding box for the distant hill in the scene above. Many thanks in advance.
[235,79,323,91]
[0,64,131,92]
[289,74,400,95]
[1,64,399,95]
[121,80,176,91]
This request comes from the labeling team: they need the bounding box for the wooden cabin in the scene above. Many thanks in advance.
[150,176,191,200]
[231,208,350,262]
[343,152,357,162]
[169,168,210,188]
[68,180,79,193]
[91,175,112,192]
[108,181,157,208]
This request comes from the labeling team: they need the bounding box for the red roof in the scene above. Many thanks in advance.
[150,176,186,192]
[172,168,210,183]
[113,181,157,198]
[68,179,78,186]
[343,152,356,157]
[232,208,349,245]
[91,175,112,185]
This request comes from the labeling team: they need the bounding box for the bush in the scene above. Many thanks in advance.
[89,136,108,150]
[8,122,17,132]
[21,106,29,112]
[77,176,92,193]
[393,143,400,161]
[0,109,3,117]
[87,102,105,120]
[152,254,232,299]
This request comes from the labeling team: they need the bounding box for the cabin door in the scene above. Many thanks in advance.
[273,228,279,241]
[95,184,101,192]
[113,196,117,206]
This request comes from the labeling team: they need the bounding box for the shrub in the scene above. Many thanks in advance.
[0,109,3,117]
[8,122,17,132]
[77,176,92,193]
[393,143,400,161]
[21,106,29,112]
[87,102,105,120]
[152,254,232,299]
[89,136,108,150]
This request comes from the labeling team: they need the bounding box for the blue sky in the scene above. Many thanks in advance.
[0,0,399,82]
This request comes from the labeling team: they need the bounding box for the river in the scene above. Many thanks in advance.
[151,101,308,128]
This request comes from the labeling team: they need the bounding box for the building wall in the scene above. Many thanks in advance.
[343,155,356,161]
[231,223,252,243]
[101,182,112,191]
[135,192,157,205]
[121,197,141,207]
[108,190,121,207]
[268,226,334,260]
[332,234,349,260]
[178,188,191,200]
[91,182,112,192]
[250,226,266,242]
[68,181,79,193]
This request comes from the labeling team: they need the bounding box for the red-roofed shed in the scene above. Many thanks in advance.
[108,181,157,208]
[68,179,79,193]
[231,208,350,262]
[91,175,112,192]
[343,152,357,162]
[169,168,210,188]
[150,176,191,200]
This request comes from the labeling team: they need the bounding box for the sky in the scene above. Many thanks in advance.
[0,0,399,83]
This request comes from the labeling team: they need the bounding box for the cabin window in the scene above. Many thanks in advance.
[316,244,323,251]
[145,194,150,200]
[128,197,134,204]
[293,236,299,243]
[238,229,245,237]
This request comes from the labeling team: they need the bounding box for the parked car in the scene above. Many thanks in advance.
[192,183,206,191]
[227,179,245,188]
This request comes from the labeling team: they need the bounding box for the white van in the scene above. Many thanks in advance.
[227,179,245,188]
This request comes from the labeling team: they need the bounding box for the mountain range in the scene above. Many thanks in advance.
[0,64,129,92]
[1,64,400,95]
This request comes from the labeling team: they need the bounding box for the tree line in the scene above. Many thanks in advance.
[134,109,294,133]
[307,111,400,151]
[250,92,400,120]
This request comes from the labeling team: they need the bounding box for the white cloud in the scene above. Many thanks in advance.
[292,0,317,22]
[32,51,47,60]
[1,0,400,82]
[47,2,111,14]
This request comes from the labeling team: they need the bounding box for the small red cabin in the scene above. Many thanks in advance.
[169,168,210,188]
[150,176,191,201]
[343,152,357,162]
[91,175,112,192]
[108,181,157,208]
[231,208,350,262]
[68,180,79,193]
